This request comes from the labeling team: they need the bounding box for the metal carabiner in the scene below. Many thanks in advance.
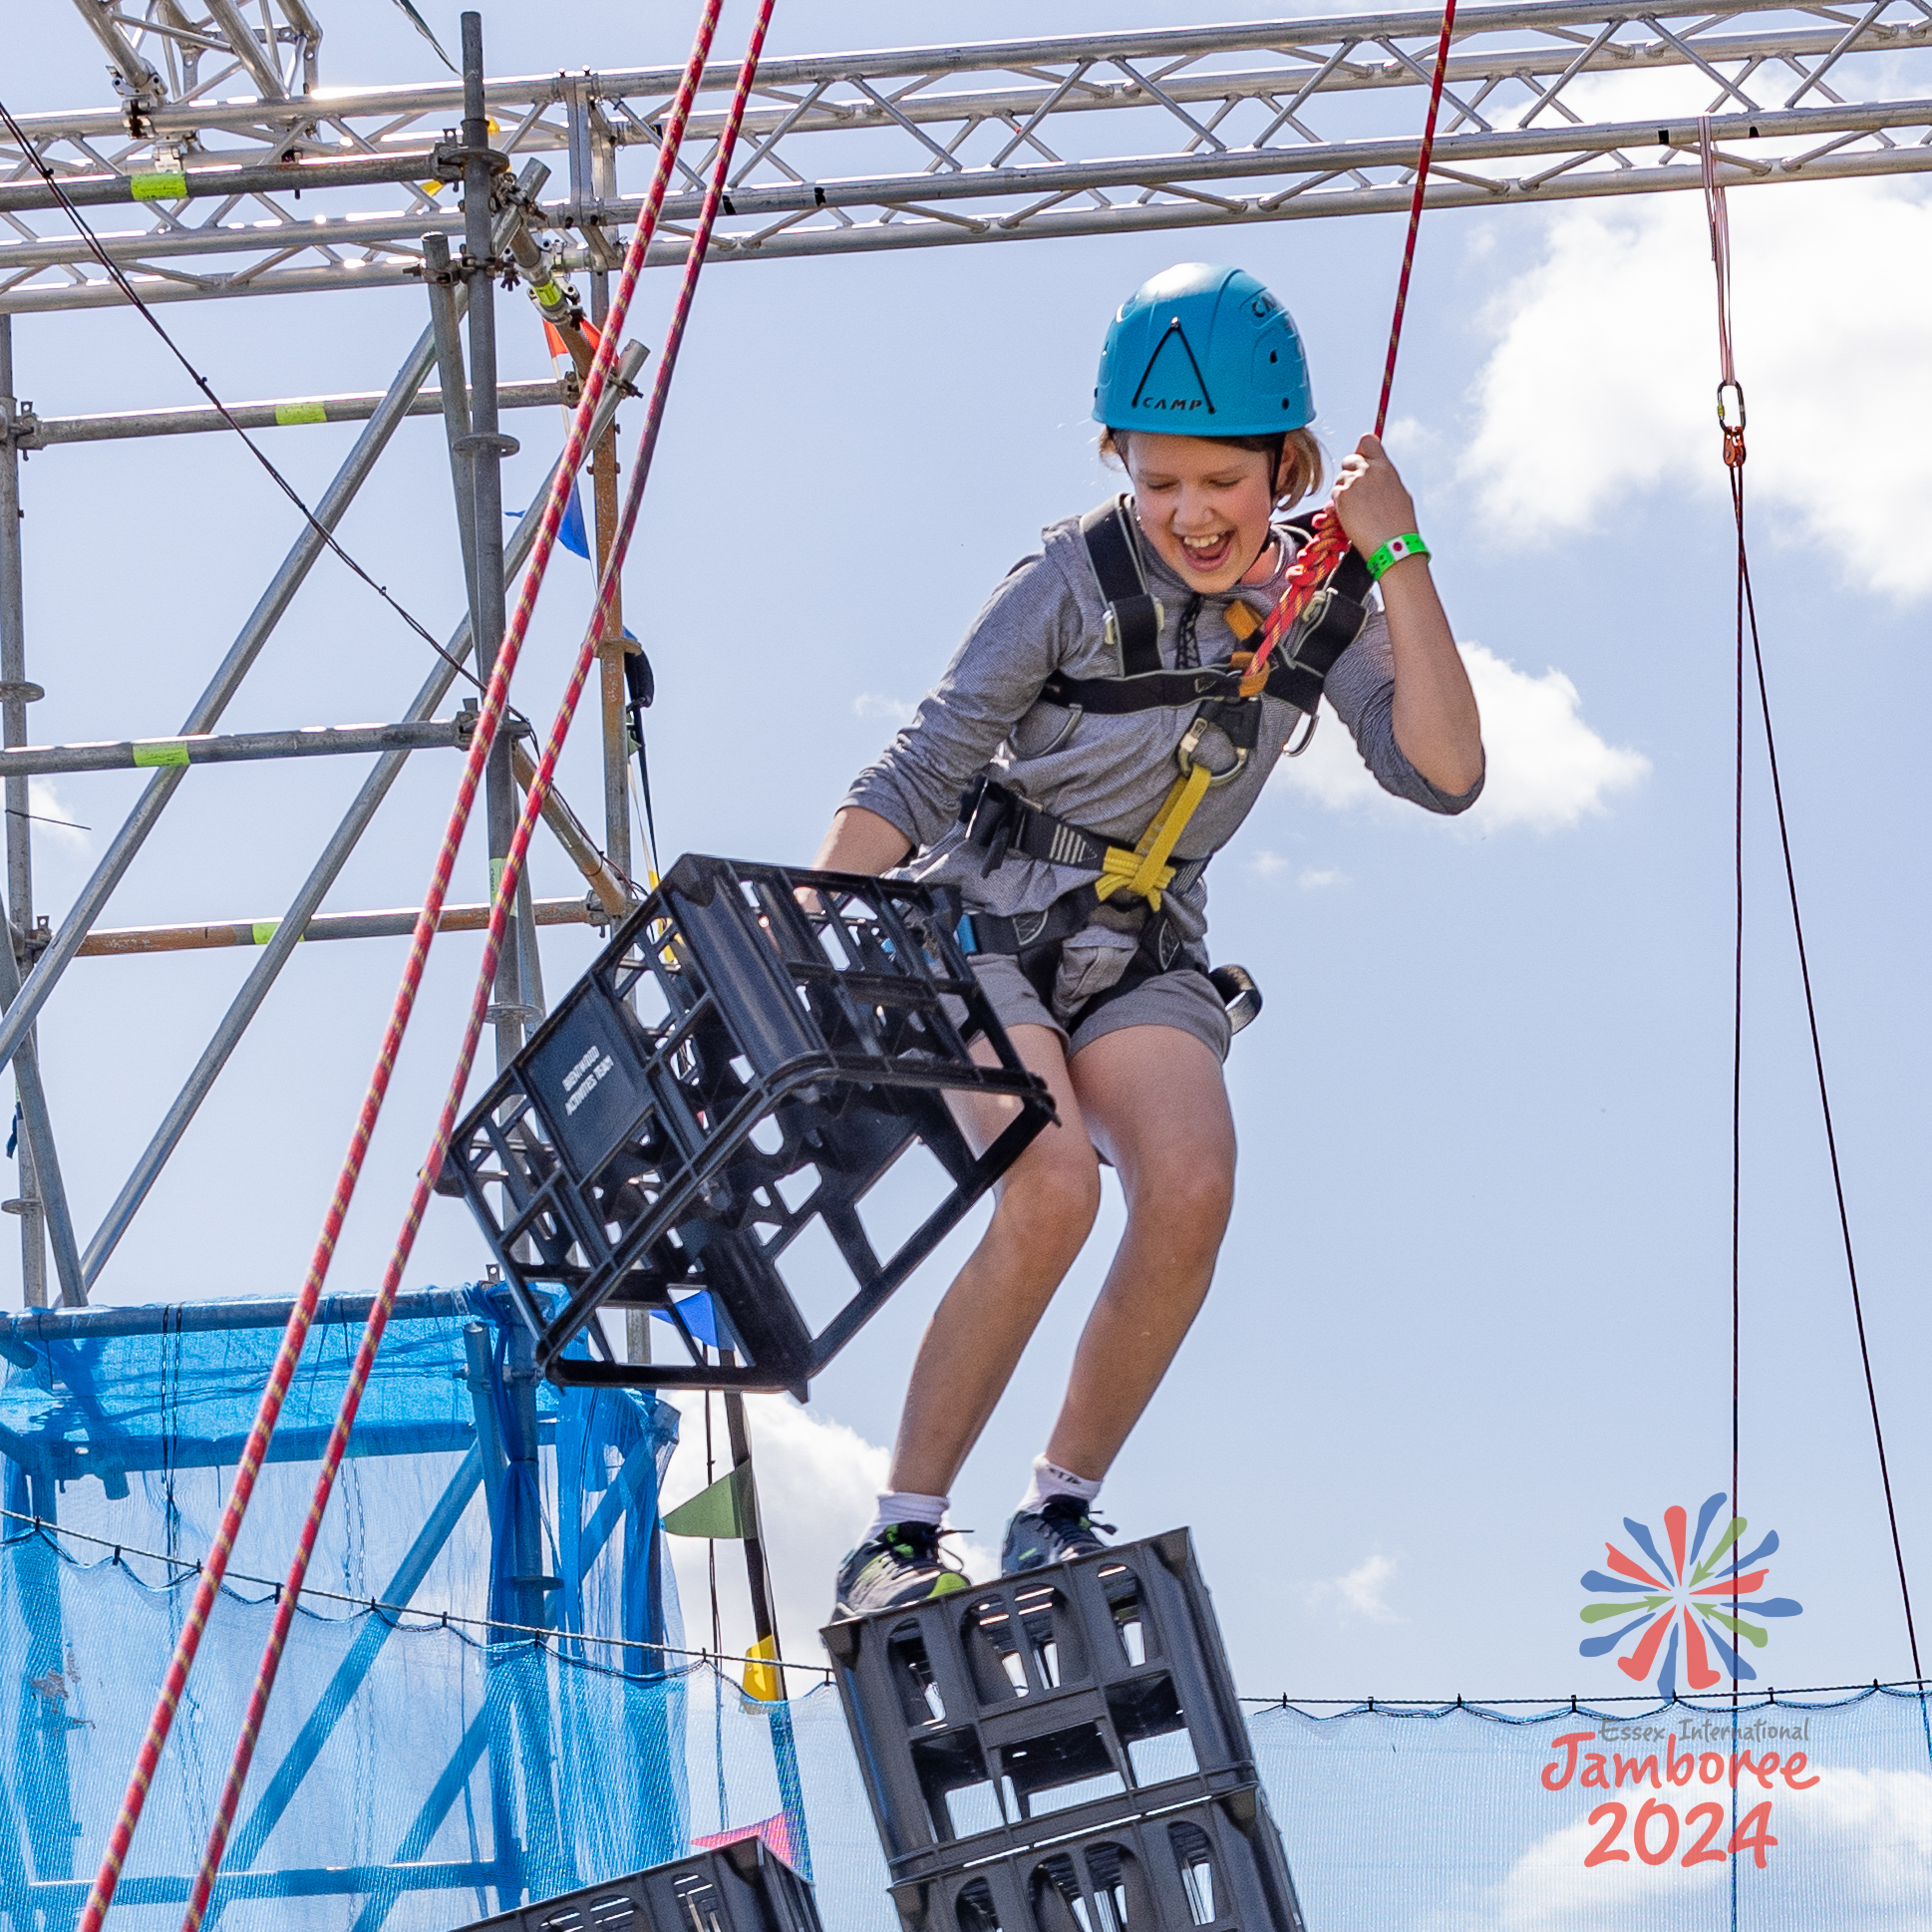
[1176,715,1249,788]
[1284,708,1320,758]
[1031,703,1084,759]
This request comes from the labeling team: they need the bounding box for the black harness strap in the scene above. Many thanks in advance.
[1078,499,1163,676]
[1041,508,1372,720]
[958,774,1211,892]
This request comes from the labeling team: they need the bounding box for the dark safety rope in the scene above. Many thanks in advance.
[1699,121,1922,1698]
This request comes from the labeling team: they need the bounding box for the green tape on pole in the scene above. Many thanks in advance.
[274,400,329,427]
[250,920,280,946]
[132,170,188,201]
[131,740,189,768]
[489,857,508,895]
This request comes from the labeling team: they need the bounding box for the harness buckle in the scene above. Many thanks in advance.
[1176,715,1249,789]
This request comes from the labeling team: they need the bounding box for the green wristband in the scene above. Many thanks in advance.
[1366,531,1430,579]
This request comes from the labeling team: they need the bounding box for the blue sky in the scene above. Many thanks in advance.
[10,1,1932,1717]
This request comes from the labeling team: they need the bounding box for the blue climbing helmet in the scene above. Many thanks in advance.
[1093,263,1314,436]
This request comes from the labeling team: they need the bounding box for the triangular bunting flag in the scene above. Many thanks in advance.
[695,1809,796,1867]
[662,1460,758,1539]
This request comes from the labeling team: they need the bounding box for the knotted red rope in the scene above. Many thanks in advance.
[80,8,737,1928]
[1241,0,1459,698]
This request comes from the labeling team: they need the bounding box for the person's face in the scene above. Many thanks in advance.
[1121,433,1278,593]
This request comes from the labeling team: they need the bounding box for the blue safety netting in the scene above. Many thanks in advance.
[0,1286,688,1929]
[1,1294,1926,1930]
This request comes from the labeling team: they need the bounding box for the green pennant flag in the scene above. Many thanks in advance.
[662,1462,759,1539]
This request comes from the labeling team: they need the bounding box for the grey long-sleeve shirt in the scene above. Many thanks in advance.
[842,500,1482,946]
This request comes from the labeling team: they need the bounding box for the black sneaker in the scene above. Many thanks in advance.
[830,1523,968,1621]
[1002,1495,1115,1575]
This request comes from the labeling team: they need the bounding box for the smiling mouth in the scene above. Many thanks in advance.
[1178,530,1235,569]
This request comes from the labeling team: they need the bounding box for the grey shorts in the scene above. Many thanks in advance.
[966,949,1232,1064]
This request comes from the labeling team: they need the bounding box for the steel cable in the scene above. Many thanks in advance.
[75,5,734,1924]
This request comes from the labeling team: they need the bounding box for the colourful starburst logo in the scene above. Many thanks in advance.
[1580,1491,1802,1696]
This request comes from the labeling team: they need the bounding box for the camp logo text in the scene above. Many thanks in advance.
[1580,1490,1802,1695]
[1541,1725,1817,1872]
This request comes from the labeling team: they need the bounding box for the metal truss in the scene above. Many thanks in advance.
[6,0,1932,312]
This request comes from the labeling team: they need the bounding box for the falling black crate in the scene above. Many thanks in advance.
[451,1836,823,1932]
[895,1790,1307,1932]
[821,1530,1265,1888]
[443,854,1053,1394]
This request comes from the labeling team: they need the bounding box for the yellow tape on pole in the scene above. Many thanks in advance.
[131,741,190,769]
[131,170,188,201]
[249,921,281,946]
[274,401,329,427]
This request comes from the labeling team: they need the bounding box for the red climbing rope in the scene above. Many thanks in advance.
[1696,118,1921,1688]
[79,10,734,1929]
[169,8,777,1929]
[1240,0,1459,698]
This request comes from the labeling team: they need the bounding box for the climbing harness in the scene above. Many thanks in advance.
[954,498,1368,1034]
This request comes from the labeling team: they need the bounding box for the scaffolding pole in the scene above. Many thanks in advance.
[0,180,541,1087]
[0,718,466,779]
[75,896,595,957]
[18,380,562,448]
[78,342,644,1290]
[457,12,537,1066]
[0,318,81,1310]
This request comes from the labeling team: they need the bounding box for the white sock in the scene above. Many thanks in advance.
[1019,1454,1103,1514]
[864,1490,948,1543]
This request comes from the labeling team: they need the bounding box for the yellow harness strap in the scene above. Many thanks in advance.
[1089,601,1267,910]
[1093,758,1214,910]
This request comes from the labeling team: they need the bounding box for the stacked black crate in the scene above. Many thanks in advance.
[822,1528,1308,1932]
[451,1835,822,1932]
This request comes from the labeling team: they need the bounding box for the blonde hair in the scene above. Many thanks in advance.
[1099,426,1325,510]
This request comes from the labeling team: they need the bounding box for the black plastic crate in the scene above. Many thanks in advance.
[821,1530,1258,1885]
[443,854,1053,1394]
[893,1790,1307,1932]
[453,1837,823,1932]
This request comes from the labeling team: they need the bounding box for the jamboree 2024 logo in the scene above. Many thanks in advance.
[1541,1492,1810,1872]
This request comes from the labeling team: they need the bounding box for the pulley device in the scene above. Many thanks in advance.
[442,854,1055,1394]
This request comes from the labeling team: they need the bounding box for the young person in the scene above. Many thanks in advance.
[815,263,1484,1618]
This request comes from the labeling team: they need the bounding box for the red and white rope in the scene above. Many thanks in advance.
[1241,0,1459,697]
[167,5,776,1928]
[80,6,736,1926]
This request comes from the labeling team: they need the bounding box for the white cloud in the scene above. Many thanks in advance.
[1270,644,1647,831]
[659,1394,999,1683]
[853,693,916,726]
[1462,644,1650,830]
[1460,178,1932,599]
[1302,1552,1404,1626]
[1298,866,1346,890]
[1248,848,1289,877]
[27,777,92,852]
